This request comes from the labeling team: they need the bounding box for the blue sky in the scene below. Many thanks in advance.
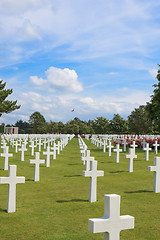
[0,0,160,124]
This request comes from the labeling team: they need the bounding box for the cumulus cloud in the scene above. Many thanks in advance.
[30,66,83,92]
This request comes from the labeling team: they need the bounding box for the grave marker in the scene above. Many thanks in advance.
[0,165,25,213]
[81,150,94,171]
[143,143,152,161]
[0,146,13,170]
[43,146,54,167]
[88,194,134,240]
[148,157,160,193]
[29,152,45,181]
[113,144,122,163]
[83,160,104,202]
[125,148,137,172]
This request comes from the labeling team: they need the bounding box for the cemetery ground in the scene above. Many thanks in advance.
[0,137,160,239]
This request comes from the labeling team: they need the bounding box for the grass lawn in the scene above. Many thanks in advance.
[0,137,160,239]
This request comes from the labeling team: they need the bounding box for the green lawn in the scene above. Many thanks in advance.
[0,137,159,239]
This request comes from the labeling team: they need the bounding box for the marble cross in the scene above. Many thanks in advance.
[0,146,13,170]
[19,144,27,161]
[143,143,152,161]
[0,165,25,213]
[29,152,45,181]
[29,141,37,156]
[107,141,114,157]
[88,194,134,240]
[122,139,128,152]
[130,141,138,154]
[43,146,54,167]
[81,150,94,171]
[153,140,160,155]
[125,148,137,172]
[37,139,43,152]
[83,160,104,202]
[113,144,122,163]
[148,157,160,193]
[51,143,57,160]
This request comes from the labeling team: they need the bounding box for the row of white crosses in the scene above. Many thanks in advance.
[86,137,135,238]
[78,136,104,203]
[0,134,73,213]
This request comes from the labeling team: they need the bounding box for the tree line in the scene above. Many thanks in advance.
[2,109,153,134]
[1,65,160,134]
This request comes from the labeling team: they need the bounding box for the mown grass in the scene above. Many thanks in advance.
[0,137,159,239]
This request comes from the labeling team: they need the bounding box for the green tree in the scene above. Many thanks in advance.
[0,80,20,116]
[128,105,153,134]
[92,117,109,134]
[146,65,160,132]
[47,121,59,133]
[109,114,128,134]
[29,112,47,134]
[15,120,32,134]
[57,121,65,133]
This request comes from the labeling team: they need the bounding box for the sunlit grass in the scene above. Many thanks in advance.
[0,137,159,239]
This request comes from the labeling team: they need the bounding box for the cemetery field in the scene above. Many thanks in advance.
[0,137,160,240]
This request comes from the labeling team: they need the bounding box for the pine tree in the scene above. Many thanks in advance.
[0,80,21,117]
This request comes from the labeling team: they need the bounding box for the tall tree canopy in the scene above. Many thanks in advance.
[29,112,47,134]
[128,105,153,134]
[0,80,20,117]
[110,114,128,134]
[146,65,160,132]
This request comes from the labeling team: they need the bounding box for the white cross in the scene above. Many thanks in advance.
[102,140,108,153]
[14,141,20,153]
[0,165,25,213]
[122,139,128,152]
[88,194,134,240]
[50,143,57,159]
[143,143,152,161]
[107,141,114,157]
[29,141,37,156]
[113,144,122,163]
[18,144,27,161]
[37,139,43,152]
[43,139,47,149]
[153,140,159,155]
[83,160,104,202]
[29,152,45,181]
[43,146,54,167]
[125,148,137,172]
[130,141,138,154]
[81,150,94,171]
[57,141,61,154]
[55,142,60,155]
[148,157,160,193]
[0,146,13,170]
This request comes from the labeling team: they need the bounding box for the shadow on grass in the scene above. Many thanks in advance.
[68,163,81,166]
[124,190,153,194]
[26,178,34,182]
[0,208,7,213]
[56,199,88,203]
[64,174,82,177]
[101,161,113,164]
[110,171,128,173]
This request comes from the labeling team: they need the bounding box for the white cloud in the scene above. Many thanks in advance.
[18,19,42,41]
[30,66,83,92]
[148,68,157,78]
